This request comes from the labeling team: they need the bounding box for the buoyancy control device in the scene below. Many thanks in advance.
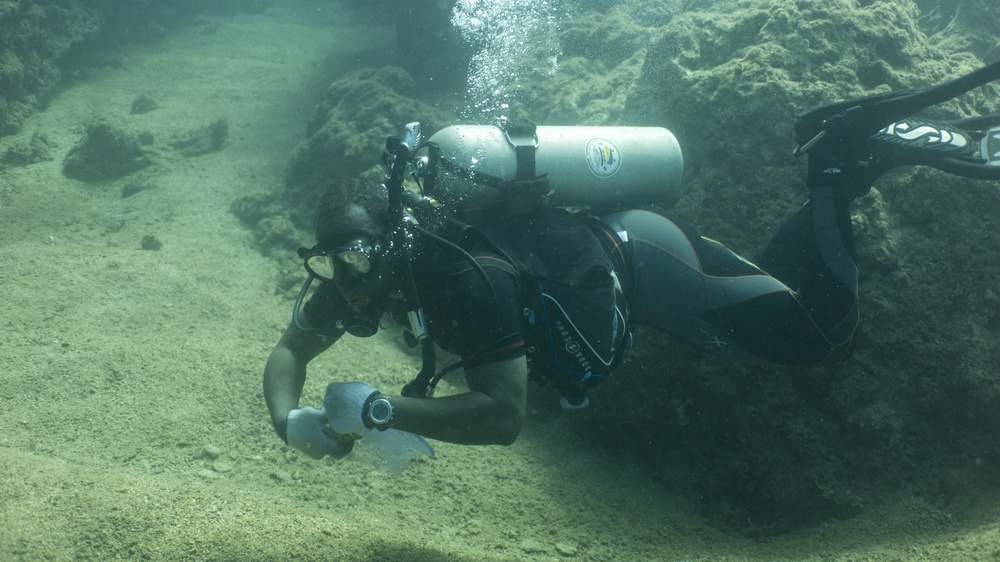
[386,119,683,407]
[412,118,684,212]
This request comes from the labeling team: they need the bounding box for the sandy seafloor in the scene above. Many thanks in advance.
[2,3,1000,561]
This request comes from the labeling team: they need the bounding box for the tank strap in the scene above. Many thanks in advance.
[432,151,552,216]
[498,117,539,181]
[420,119,552,216]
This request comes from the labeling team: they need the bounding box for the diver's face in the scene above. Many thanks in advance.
[331,250,393,310]
[298,234,396,337]
[336,248,396,338]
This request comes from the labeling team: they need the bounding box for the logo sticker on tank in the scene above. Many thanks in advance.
[586,138,621,177]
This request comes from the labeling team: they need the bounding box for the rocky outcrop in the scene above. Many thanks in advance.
[0,1,99,135]
[62,119,155,182]
[232,66,455,256]
[567,0,1000,531]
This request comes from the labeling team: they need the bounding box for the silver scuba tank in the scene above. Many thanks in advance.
[419,123,684,210]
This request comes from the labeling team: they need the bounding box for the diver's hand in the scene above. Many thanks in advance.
[285,406,353,460]
[324,381,378,438]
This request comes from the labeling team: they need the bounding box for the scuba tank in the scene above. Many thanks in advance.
[414,119,684,211]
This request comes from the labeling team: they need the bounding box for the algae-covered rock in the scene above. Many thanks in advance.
[62,119,155,182]
[170,117,228,157]
[0,1,99,135]
[130,94,158,115]
[622,0,985,245]
[625,0,991,199]
[916,0,1000,59]
[233,66,455,251]
[280,66,454,226]
[230,191,306,257]
[568,0,1000,531]
[286,66,445,188]
[519,8,656,125]
[1,131,54,167]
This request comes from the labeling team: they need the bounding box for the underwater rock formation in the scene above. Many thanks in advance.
[0,1,99,135]
[171,117,229,157]
[62,120,155,182]
[916,0,1000,61]
[625,0,988,241]
[279,66,454,226]
[1,130,53,167]
[286,66,423,192]
[568,0,1000,531]
[342,0,467,94]
[233,66,453,257]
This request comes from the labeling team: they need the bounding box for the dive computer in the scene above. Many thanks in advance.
[363,393,394,431]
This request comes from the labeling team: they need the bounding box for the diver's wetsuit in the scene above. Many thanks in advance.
[591,195,858,366]
[304,192,859,395]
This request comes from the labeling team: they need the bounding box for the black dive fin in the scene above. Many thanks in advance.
[794,59,1000,157]
[869,114,1000,180]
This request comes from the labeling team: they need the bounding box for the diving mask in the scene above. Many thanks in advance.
[297,236,384,282]
[293,235,395,338]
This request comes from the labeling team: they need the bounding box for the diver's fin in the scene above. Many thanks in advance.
[794,59,1000,157]
[868,115,1000,180]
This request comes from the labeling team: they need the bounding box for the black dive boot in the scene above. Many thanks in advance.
[763,59,1000,348]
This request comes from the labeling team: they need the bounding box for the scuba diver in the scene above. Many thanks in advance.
[263,61,1000,465]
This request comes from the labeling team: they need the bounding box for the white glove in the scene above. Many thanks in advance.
[285,406,353,460]
[324,381,378,438]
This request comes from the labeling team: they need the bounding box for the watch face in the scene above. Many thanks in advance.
[370,397,392,424]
